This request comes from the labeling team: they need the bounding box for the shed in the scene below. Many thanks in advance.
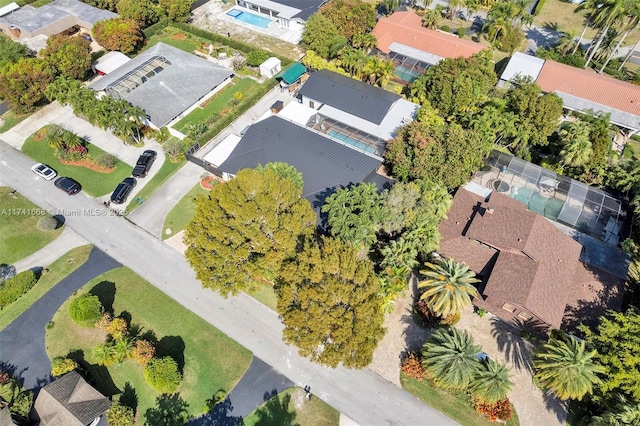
[91,51,130,75]
[259,57,281,78]
[277,62,306,85]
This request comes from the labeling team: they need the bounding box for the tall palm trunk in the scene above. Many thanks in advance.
[600,30,629,72]
[573,22,590,54]
[619,38,640,70]
[585,23,610,69]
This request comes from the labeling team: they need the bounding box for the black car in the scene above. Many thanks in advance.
[132,150,157,178]
[54,177,81,195]
[110,177,137,204]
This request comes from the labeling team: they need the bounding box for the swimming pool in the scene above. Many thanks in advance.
[227,8,272,29]
[328,130,378,155]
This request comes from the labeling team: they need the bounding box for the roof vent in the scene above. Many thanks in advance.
[486,207,495,215]
[517,238,522,242]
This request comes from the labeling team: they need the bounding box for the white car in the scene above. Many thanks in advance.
[31,163,57,181]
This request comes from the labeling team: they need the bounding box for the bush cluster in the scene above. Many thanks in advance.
[0,271,38,310]
[246,50,270,67]
[143,356,182,393]
[94,153,117,169]
[51,357,78,377]
[68,294,104,327]
[37,215,59,231]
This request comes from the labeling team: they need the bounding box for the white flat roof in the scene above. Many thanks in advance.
[0,2,19,17]
[277,101,316,125]
[240,0,300,19]
[389,41,443,66]
[260,57,281,69]
[501,52,545,83]
[203,134,242,167]
[93,51,130,74]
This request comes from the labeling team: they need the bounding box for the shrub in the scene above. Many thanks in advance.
[163,138,185,161]
[440,25,450,32]
[475,308,487,317]
[457,27,466,37]
[473,397,513,422]
[401,352,425,381]
[51,357,78,377]
[93,342,117,366]
[107,401,135,426]
[0,270,38,309]
[37,215,59,231]
[68,294,104,327]
[132,339,155,366]
[94,153,117,169]
[246,50,270,66]
[144,357,182,393]
[95,312,113,332]
[231,56,246,71]
[108,317,128,340]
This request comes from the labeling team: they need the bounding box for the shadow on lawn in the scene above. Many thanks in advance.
[250,392,299,426]
[89,281,116,313]
[145,393,193,426]
[156,335,185,373]
[66,349,120,397]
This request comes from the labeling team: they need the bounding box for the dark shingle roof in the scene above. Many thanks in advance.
[34,371,111,426]
[217,116,382,207]
[275,0,326,20]
[298,70,400,125]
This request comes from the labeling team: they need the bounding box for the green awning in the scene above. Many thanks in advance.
[277,62,306,85]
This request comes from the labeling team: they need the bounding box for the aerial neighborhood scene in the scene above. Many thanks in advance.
[1,0,640,423]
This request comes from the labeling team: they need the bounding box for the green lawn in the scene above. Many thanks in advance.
[0,245,92,331]
[145,27,208,54]
[162,183,209,240]
[0,110,31,133]
[245,284,278,311]
[173,78,260,133]
[125,158,185,213]
[46,267,252,423]
[0,187,64,265]
[243,387,340,426]
[400,373,519,426]
[21,129,131,197]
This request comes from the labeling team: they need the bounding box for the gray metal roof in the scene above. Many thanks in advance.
[0,0,116,33]
[298,69,401,125]
[217,116,382,208]
[275,0,326,20]
[90,43,233,127]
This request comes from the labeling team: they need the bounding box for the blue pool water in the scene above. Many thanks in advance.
[227,9,272,29]
[328,130,378,155]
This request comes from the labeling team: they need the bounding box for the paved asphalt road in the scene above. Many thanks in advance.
[0,141,459,426]
[0,247,121,389]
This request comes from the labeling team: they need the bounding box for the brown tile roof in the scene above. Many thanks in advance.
[33,371,111,426]
[372,11,484,59]
[536,60,640,117]
[439,188,584,329]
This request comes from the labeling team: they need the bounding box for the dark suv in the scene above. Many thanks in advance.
[110,177,137,204]
[132,150,157,178]
[54,177,81,195]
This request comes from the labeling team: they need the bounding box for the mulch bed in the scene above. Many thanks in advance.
[60,159,114,173]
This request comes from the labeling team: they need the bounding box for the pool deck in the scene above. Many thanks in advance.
[216,5,303,44]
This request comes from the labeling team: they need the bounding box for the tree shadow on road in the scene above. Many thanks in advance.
[187,396,243,426]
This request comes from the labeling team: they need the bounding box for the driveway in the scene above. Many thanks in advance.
[12,227,88,273]
[0,247,121,390]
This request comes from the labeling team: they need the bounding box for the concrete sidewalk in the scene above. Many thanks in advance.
[13,227,88,273]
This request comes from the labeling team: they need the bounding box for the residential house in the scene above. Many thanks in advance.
[372,11,484,83]
[500,52,640,137]
[31,371,111,426]
[233,0,326,30]
[0,0,116,40]
[89,43,234,129]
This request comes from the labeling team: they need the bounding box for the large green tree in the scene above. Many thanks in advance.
[0,35,28,69]
[0,58,55,113]
[559,121,593,167]
[185,168,315,296]
[93,18,142,54]
[40,35,92,79]
[116,0,162,26]
[255,162,303,190]
[533,336,605,401]
[276,236,385,368]
[159,0,192,22]
[301,14,341,59]
[421,328,482,390]
[319,0,376,41]
[418,258,479,319]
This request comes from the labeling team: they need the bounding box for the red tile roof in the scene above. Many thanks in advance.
[536,60,640,116]
[372,11,484,59]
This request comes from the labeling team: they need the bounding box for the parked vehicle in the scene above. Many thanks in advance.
[110,177,137,204]
[54,177,81,195]
[31,163,57,180]
[132,150,157,178]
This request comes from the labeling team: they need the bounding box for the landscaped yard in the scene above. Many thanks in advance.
[243,387,340,426]
[162,183,210,240]
[21,129,131,197]
[0,245,92,331]
[400,373,519,426]
[46,267,252,423]
[0,186,64,265]
[173,78,261,133]
[125,158,185,213]
[145,27,208,53]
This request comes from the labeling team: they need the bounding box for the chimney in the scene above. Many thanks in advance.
[486,207,495,215]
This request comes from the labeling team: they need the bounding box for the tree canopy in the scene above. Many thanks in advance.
[0,35,28,69]
[184,168,315,296]
[255,162,303,190]
[319,0,375,41]
[276,236,385,368]
[0,58,55,113]
[40,35,92,79]
[93,18,142,54]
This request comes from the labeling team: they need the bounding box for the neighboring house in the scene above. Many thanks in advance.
[233,0,326,29]
[500,52,640,136]
[372,11,484,83]
[91,51,130,76]
[0,0,116,40]
[31,371,111,426]
[89,42,234,129]
[438,185,624,333]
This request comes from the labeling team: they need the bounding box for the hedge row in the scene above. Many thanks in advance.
[0,270,37,310]
[142,19,172,38]
[194,77,278,145]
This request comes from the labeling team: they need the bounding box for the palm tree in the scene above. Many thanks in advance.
[590,394,640,425]
[556,30,577,55]
[421,328,482,390]
[533,336,605,401]
[600,2,639,72]
[584,0,629,69]
[113,337,135,362]
[380,238,420,271]
[422,5,444,29]
[418,258,479,318]
[362,57,395,87]
[45,125,67,152]
[93,343,117,366]
[341,48,367,78]
[470,358,514,403]
[463,0,480,20]
[559,121,593,167]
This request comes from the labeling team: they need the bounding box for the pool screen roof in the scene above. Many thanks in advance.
[474,150,625,240]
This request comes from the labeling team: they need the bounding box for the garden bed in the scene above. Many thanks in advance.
[45,267,252,424]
